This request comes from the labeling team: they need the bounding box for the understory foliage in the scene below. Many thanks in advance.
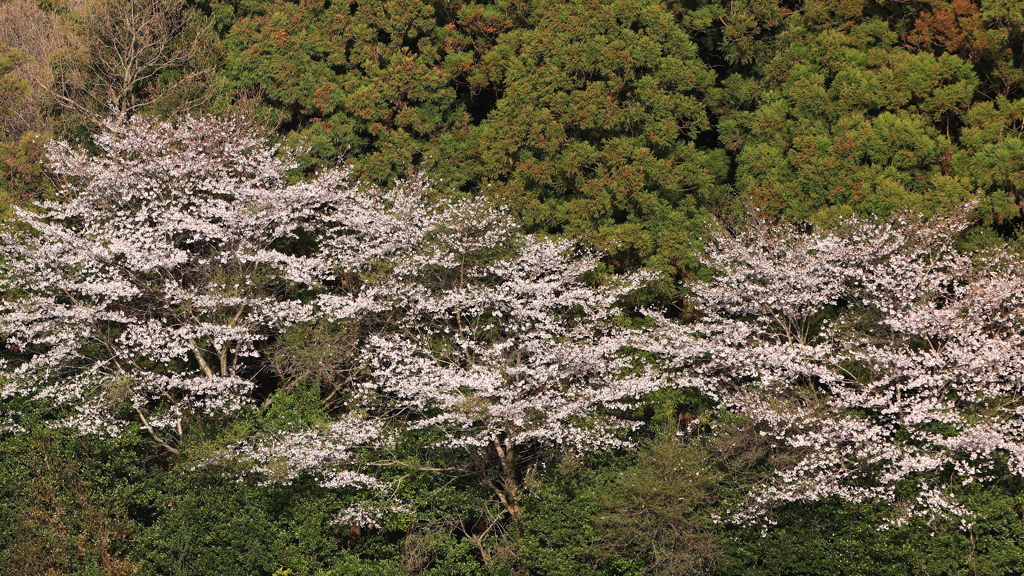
[3,116,1024,575]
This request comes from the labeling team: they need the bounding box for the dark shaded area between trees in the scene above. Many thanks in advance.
[2,0,1024,574]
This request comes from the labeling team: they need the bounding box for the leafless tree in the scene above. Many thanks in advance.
[50,0,217,118]
[0,0,72,139]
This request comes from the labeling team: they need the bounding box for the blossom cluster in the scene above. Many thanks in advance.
[5,116,1021,527]
[0,115,425,449]
[638,209,1024,524]
[0,117,658,519]
[217,195,662,517]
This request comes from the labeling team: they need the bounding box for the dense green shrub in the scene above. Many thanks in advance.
[0,423,143,575]
[134,471,344,576]
[716,480,1024,576]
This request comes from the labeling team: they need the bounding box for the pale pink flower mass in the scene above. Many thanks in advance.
[635,207,1024,524]
[3,116,1022,527]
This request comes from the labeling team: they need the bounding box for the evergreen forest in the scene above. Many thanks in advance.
[2,0,1024,574]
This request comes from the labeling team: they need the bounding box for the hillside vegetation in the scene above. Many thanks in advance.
[1,1,1024,575]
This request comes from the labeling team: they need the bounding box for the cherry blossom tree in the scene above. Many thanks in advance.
[362,200,659,520]
[221,199,660,523]
[0,116,660,524]
[0,115,428,453]
[640,208,1024,527]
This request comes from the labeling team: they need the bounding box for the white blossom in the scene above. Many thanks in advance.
[0,116,428,450]
[638,207,1024,525]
